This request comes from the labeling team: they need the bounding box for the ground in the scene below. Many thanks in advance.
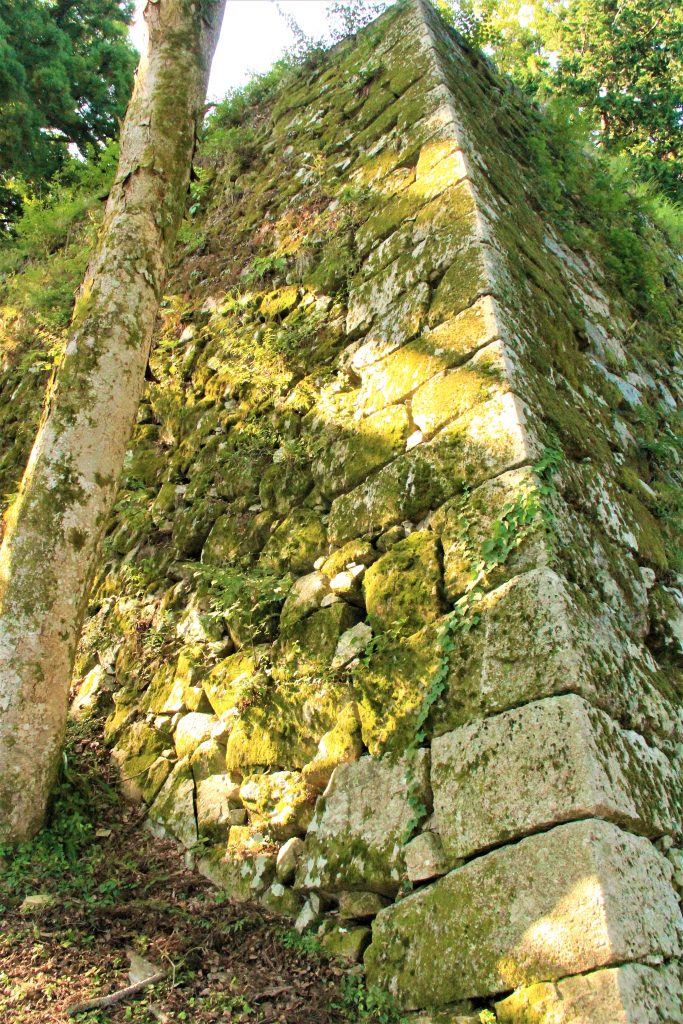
[0,718,401,1024]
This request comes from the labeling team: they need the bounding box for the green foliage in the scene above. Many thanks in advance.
[402,448,562,843]
[0,722,121,911]
[244,253,288,284]
[193,562,291,641]
[201,58,304,168]
[0,0,136,225]
[335,974,408,1024]
[444,0,683,202]
[325,0,389,42]
[278,926,322,955]
[518,100,683,322]
[0,144,116,339]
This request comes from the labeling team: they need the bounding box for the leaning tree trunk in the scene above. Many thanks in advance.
[0,0,227,842]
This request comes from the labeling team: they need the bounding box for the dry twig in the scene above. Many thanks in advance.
[66,971,165,1016]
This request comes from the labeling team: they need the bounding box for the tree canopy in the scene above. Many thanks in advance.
[439,0,683,202]
[0,0,137,223]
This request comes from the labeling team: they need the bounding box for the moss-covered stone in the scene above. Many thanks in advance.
[202,509,277,563]
[259,507,327,575]
[239,770,316,840]
[174,712,219,758]
[112,720,167,801]
[327,448,446,546]
[353,619,442,755]
[202,647,269,716]
[171,497,225,558]
[363,531,443,635]
[495,962,683,1024]
[301,701,364,791]
[328,393,528,546]
[279,571,330,629]
[431,466,547,600]
[147,759,198,850]
[428,243,488,327]
[411,340,507,436]
[312,404,410,499]
[357,295,499,414]
[295,751,430,896]
[259,460,313,515]
[273,601,360,680]
[320,923,371,963]
[197,848,276,902]
[321,540,378,579]
[365,820,681,1007]
[260,285,300,318]
[196,773,242,840]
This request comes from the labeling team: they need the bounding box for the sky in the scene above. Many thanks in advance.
[131,1,376,101]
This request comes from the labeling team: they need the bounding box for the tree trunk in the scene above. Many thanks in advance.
[0,0,226,842]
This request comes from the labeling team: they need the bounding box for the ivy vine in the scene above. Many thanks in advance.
[402,447,562,843]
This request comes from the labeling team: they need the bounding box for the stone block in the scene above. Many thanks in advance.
[196,773,242,840]
[312,403,410,500]
[431,466,546,600]
[301,702,364,791]
[404,831,451,883]
[321,923,371,962]
[203,647,268,716]
[174,712,219,758]
[259,507,327,576]
[411,341,507,436]
[357,295,499,415]
[202,509,276,563]
[197,848,276,902]
[147,759,198,850]
[495,962,683,1024]
[239,771,316,841]
[364,819,682,1007]
[273,601,360,680]
[432,693,679,861]
[276,837,305,884]
[295,751,430,896]
[428,242,488,326]
[280,572,331,629]
[363,531,443,635]
[338,891,390,920]
[328,391,528,546]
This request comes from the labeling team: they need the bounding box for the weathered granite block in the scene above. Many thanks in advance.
[364,819,682,1007]
[357,295,500,414]
[495,961,683,1024]
[328,391,529,545]
[431,693,679,860]
[295,750,430,896]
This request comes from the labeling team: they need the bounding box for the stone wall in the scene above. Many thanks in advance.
[62,1,682,1020]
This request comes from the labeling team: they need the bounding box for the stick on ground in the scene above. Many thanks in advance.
[66,971,166,1016]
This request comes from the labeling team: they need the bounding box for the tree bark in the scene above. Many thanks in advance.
[0,0,226,842]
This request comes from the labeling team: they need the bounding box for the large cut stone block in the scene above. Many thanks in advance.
[364,819,682,1007]
[431,466,547,601]
[357,295,499,415]
[295,751,430,896]
[328,391,529,545]
[495,962,683,1024]
[353,566,682,757]
[432,693,679,860]
[147,759,198,850]
[411,340,507,436]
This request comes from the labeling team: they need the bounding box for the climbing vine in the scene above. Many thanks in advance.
[402,447,562,842]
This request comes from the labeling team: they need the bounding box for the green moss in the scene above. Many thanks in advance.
[312,403,410,499]
[273,602,360,680]
[363,531,443,636]
[259,507,327,575]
